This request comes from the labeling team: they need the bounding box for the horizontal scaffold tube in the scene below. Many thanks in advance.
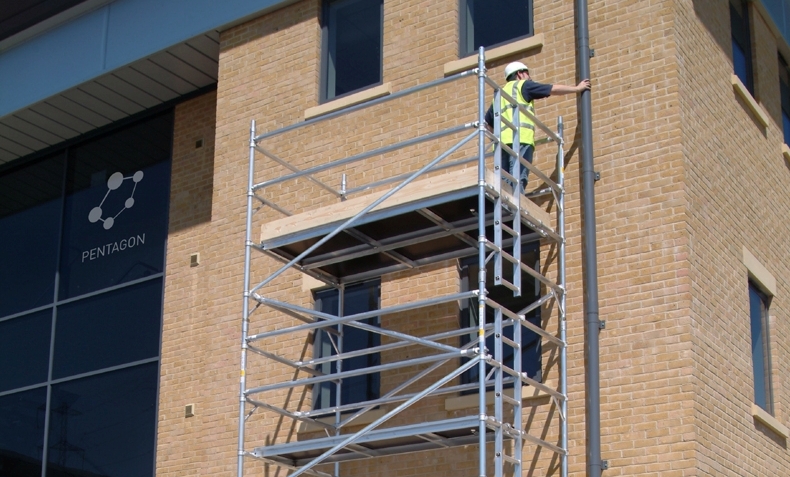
[343,154,484,196]
[484,297,564,348]
[483,357,565,402]
[284,358,481,477]
[248,131,479,295]
[297,376,537,420]
[255,146,341,197]
[295,324,491,369]
[244,398,335,431]
[499,248,563,295]
[247,290,477,341]
[487,131,560,194]
[254,70,475,142]
[252,124,474,192]
[245,350,470,395]
[327,349,461,426]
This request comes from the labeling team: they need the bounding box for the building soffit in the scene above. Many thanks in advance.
[0,0,296,167]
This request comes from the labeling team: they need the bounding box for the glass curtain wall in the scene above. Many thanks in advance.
[0,110,172,477]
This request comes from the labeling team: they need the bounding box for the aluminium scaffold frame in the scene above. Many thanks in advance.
[238,48,569,477]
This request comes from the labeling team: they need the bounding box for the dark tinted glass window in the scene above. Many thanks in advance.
[461,0,532,57]
[46,363,158,477]
[460,243,541,387]
[0,153,64,317]
[321,0,383,101]
[314,280,380,409]
[780,55,790,144]
[0,108,171,477]
[0,311,51,392]
[748,282,773,413]
[53,279,162,379]
[0,387,47,476]
[731,0,753,94]
[58,112,172,300]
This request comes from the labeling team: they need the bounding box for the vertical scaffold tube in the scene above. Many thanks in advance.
[476,46,488,477]
[334,284,345,477]
[557,117,568,477]
[238,120,256,477]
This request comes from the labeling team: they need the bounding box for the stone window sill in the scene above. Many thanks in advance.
[444,383,552,411]
[304,83,392,120]
[782,144,790,167]
[731,75,769,128]
[752,403,789,439]
[444,34,544,76]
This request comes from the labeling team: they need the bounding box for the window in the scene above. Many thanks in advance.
[0,153,63,317]
[731,0,753,94]
[460,0,533,57]
[459,243,542,389]
[47,363,158,477]
[748,281,773,413]
[313,280,381,410]
[320,0,383,102]
[0,110,171,477]
[780,54,790,145]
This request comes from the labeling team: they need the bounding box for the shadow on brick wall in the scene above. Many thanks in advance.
[169,91,217,233]
[693,0,734,63]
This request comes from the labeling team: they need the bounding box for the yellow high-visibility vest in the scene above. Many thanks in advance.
[499,80,536,146]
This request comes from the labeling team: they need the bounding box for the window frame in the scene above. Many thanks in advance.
[730,0,754,95]
[319,0,384,104]
[748,281,774,414]
[458,0,534,58]
[312,279,381,411]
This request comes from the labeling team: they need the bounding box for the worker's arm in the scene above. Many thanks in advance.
[550,79,591,95]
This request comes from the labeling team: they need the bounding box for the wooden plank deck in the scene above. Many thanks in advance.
[260,167,553,245]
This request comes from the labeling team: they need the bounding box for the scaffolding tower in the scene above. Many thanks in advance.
[238,49,568,477]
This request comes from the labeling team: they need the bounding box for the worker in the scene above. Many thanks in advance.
[486,61,591,192]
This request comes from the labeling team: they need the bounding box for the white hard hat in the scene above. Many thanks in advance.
[504,62,529,81]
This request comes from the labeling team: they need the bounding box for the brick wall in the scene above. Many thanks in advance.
[155,0,790,476]
[677,0,790,475]
[580,0,696,475]
[156,90,224,475]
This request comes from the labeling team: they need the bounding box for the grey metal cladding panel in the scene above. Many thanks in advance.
[103,0,287,69]
[48,92,118,126]
[0,133,34,156]
[1,114,66,145]
[29,102,95,134]
[77,82,145,116]
[63,85,126,121]
[14,108,80,140]
[0,121,50,151]
[131,60,196,95]
[149,51,216,88]
[0,147,18,164]
[0,8,107,118]
[168,43,218,80]
[94,74,162,109]
[186,32,220,59]
[1,0,290,118]
[112,67,180,102]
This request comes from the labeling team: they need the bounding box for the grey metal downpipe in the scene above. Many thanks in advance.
[574,0,602,476]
